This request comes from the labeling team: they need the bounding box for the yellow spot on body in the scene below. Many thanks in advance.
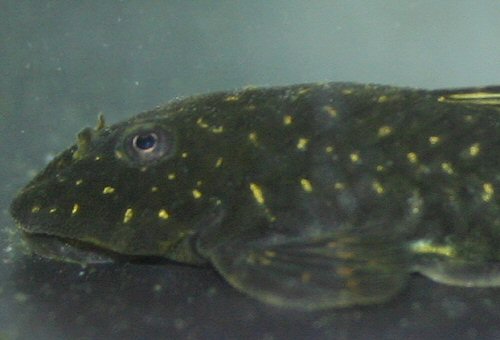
[196,180,203,186]
[71,203,80,215]
[181,152,188,158]
[158,209,170,220]
[325,146,334,154]
[350,152,360,163]
[264,250,276,257]
[342,89,353,95]
[192,189,202,199]
[123,208,134,223]
[259,257,272,266]
[429,136,441,145]
[336,266,354,277]
[210,126,224,134]
[407,152,418,163]
[225,95,239,102]
[31,206,40,213]
[327,241,337,248]
[323,105,338,117]
[441,162,454,175]
[296,138,309,151]
[376,165,385,172]
[468,143,480,157]
[115,150,124,159]
[196,117,209,128]
[95,156,101,161]
[336,250,355,259]
[249,183,265,205]
[464,115,474,123]
[410,239,455,257]
[283,115,293,125]
[482,182,494,202]
[301,271,312,283]
[102,186,115,194]
[49,208,57,213]
[298,87,311,95]
[168,173,176,180]
[300,178,313,192]
[377,95,388,103]
[377,125,393,137]
[151,186,159,192]
[75,179,83,185]
[215,157,223,168]
[334,182,345,190]
[372,181,385,194]
[248,132,258,145]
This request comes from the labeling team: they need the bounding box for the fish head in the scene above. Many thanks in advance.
[10,113,225,264]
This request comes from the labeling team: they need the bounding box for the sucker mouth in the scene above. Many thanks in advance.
[21,232,119,264]
[20,232,172,265]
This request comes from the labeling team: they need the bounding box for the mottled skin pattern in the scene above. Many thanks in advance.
[10,82,500,310]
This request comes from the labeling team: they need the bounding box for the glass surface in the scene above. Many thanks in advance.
[1,1,499,339]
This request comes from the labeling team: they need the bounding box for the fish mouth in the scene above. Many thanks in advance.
[20,229,199,266]
[20,231,171,265]
[21,231,119,264]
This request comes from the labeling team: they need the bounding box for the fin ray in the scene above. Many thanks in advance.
[207,234,410,310]
[434,86,500,107]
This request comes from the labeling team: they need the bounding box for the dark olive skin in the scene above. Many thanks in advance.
[11,82,500,310]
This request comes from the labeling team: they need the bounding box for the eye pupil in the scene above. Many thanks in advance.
[133,133,157,151]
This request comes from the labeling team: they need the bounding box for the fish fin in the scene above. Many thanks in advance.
[434,86,500,108]
[411,240,500,287]
[207,234,410,310]
[414,260,500,287]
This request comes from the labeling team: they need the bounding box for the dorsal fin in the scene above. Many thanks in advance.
[434,86,500,108]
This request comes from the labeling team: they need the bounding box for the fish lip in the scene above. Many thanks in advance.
[18,229,187,265]
[19,230,118,264]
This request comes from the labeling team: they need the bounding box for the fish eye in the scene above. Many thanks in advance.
[132,133,158,152]
[118,123,175,165]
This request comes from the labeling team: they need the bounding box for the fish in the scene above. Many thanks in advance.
[10,82,500,310]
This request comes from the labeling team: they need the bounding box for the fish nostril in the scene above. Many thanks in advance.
[73,114,108,161]
[73,127,94,160]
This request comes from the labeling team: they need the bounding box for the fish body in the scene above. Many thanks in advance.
[10,82,500,309]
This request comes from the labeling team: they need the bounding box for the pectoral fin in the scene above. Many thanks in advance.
[207,234,410,310]
[411,239,500,287]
